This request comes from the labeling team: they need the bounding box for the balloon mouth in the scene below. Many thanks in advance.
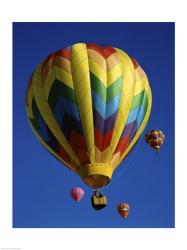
[79,163,113,189]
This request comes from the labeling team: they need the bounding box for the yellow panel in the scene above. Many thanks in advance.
[43,69,56,98]
[110,152,120,167]
[71,59,89,84]
[26,106,33,119]
[134,76,147,96]
[74,73,90,102]
[107,63,122,86]
[95,147,102,162]
[100,146,113,163]
[89,59,107,86]
[32,85,46,101]
[55,66,73,88]
[135,66,145,81]
[26,84,34,108]
[71,44,95,163]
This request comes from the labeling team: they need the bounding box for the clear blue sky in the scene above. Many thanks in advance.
[13,22,174,228]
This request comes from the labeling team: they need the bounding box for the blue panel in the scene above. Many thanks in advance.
[92,90,120,119]
[54,96,80,126]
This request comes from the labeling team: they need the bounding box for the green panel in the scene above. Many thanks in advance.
[90,72,106,102]
[106,76,122,103]
[48,79,76,111]
[90,72,122,103]
[29,118,40,131]
[32,98,39,119]
[142,92,148,111]
[131,90,145,109]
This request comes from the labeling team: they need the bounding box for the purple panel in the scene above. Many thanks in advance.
[61,112,84,140]
[121,120,138,140]
[93,108,118,135]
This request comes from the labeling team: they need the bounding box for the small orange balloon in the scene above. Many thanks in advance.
[117,203,130,219]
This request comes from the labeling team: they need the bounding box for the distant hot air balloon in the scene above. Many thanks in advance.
[25,43,152,207]
[70,187,84,202]
[145,130,165,151]
[117,203,130,219]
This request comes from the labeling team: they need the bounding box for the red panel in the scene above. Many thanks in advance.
[42,52,55,69]
[77,150,90,165]
[114,136,130,155]
[69,130,88,154]
[94,129,114,151]
[57,143,72,163]
[55,48,71,60]
[87,44,116,58]
[131,57,139,69]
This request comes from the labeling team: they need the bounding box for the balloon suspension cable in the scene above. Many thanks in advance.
[93,188,102,197]
[102,136,143,190]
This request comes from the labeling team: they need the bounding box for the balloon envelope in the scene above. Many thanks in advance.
[145,130,165,151]
[70,187,84,202]
[117,203,130,219]
[25,43,152,189]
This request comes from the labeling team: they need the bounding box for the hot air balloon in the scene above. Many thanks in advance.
[70,187,84,202]
[25,43,152,208]
[117,203,130,219]
[145,130,165,151]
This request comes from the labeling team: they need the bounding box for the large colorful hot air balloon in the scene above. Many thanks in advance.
[145,130,165,151]
[25,43,152,203]
[117,203,130,219]
[70,187,84,202]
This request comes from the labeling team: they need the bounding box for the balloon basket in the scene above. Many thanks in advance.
[91,189,107,210]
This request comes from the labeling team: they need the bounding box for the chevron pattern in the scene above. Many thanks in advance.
[28,95,74,169]
[25,43,152,186]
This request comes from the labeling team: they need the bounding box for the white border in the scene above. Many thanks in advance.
[0,0,186,249]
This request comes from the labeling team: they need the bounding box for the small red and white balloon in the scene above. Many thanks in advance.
[70,187,84,202]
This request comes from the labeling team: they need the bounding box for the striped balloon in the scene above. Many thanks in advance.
[145,130,165,151]
[70,187,84,202]
[25,43,152,189]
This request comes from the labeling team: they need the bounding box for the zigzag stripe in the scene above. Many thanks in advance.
[131,90,145,109]
[120,120,138,139]
[41,47,71,82]
[60,112,84,140]
[30,98,73,164]
[92,90,121,119]
[137,94,148,128]
[54,96,80,123]
[115,92,148,155]
[48,79,77,109]
[31,98,50,141]
[87,44,116,59]
[93,108,118,135]
[94,129,114,151]
[90,72,122,103]
[126,91,148,125]
[88,47,123,153]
